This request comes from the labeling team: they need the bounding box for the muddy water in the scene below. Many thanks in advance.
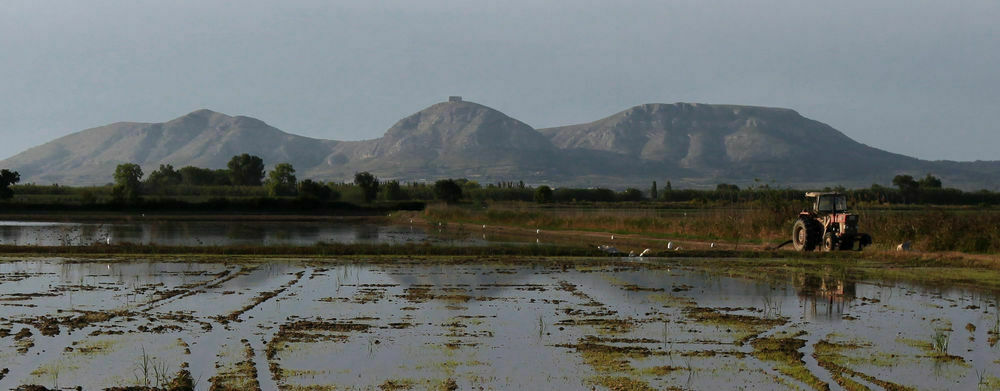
[0,221,484,247]
[0,258,998,390]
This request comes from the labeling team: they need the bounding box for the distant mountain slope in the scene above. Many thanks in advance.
[1,109,338,185]
[307,100,564,181]
[540,103,940,185]
[2,100,998,189]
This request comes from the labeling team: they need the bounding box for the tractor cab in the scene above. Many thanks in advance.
[811,192,847,214]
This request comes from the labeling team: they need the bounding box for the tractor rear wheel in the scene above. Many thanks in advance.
[792,219,821,251]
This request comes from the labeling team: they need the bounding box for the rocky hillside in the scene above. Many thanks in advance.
[540,103,937,184]
[2,100,998,189]
[1,109,338,185]
[308,101,564,181]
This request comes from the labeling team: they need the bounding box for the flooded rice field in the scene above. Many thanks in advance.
[0,221,483,247]
[1,257,999,390]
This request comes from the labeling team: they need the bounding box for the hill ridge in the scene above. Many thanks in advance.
[2,100,998,189]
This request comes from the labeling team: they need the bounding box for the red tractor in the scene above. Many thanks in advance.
[792,192,872,251]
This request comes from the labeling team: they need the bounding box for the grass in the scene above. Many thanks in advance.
[932,330,950,355]
[684,307,787,345]
[990,311,1000,347]
[896,335,967,365]
[813,340,915,391]
[209,340,261,391]
[590,376,656,391]
[555,340,659,391]
[421,203,793,245]
[419,202,1000,253]
[378,379,416,390]
[750,336,829,391]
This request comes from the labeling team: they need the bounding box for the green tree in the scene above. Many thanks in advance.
[619,188,643,202]
[892,174,919,203]
[716,183,740,192]
[179,166,231,186]
[354,171,380,203]
[892,174,918,191]
[298,179,333,202]
[918,174,942,189]
[650,181,658,200]
[594,188,617,202]
[227,154,265,186]
[112,163,144,203]
[144,164,182,193]
[434,179,463,204]
[0,169,21,200]
[382,180,409,201]
[534,185,553,203]
[266,163,298,196]
[454,179,482,192]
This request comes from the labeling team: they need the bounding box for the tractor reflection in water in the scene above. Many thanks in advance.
[795,273,857,320]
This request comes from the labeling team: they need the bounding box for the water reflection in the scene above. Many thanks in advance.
[0,220,484,247]
[1,259,998,390]
[796,273,856,320]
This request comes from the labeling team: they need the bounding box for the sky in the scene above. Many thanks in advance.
[1,0,998,162]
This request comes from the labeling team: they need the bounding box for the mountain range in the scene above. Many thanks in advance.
[2,99,998,190]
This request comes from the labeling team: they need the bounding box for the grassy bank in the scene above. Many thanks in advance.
[418,203,1000,253]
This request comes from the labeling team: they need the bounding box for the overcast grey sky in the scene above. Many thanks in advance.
[2,0,998,161]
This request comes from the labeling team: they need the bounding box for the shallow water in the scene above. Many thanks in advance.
[0,258,998,390]
[0,220,483,247]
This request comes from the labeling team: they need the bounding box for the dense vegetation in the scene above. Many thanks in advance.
[0,168,20,200]
[423,202,1000,254]
[4,153,998,207]
[3,155,1000,253]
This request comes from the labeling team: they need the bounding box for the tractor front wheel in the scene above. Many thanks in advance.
[792,219,821,251]
[822,233,837,252]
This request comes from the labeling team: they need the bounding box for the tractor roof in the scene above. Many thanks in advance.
[805,192,843,198]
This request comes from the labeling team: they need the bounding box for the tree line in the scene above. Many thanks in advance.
[3,154,999,207]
